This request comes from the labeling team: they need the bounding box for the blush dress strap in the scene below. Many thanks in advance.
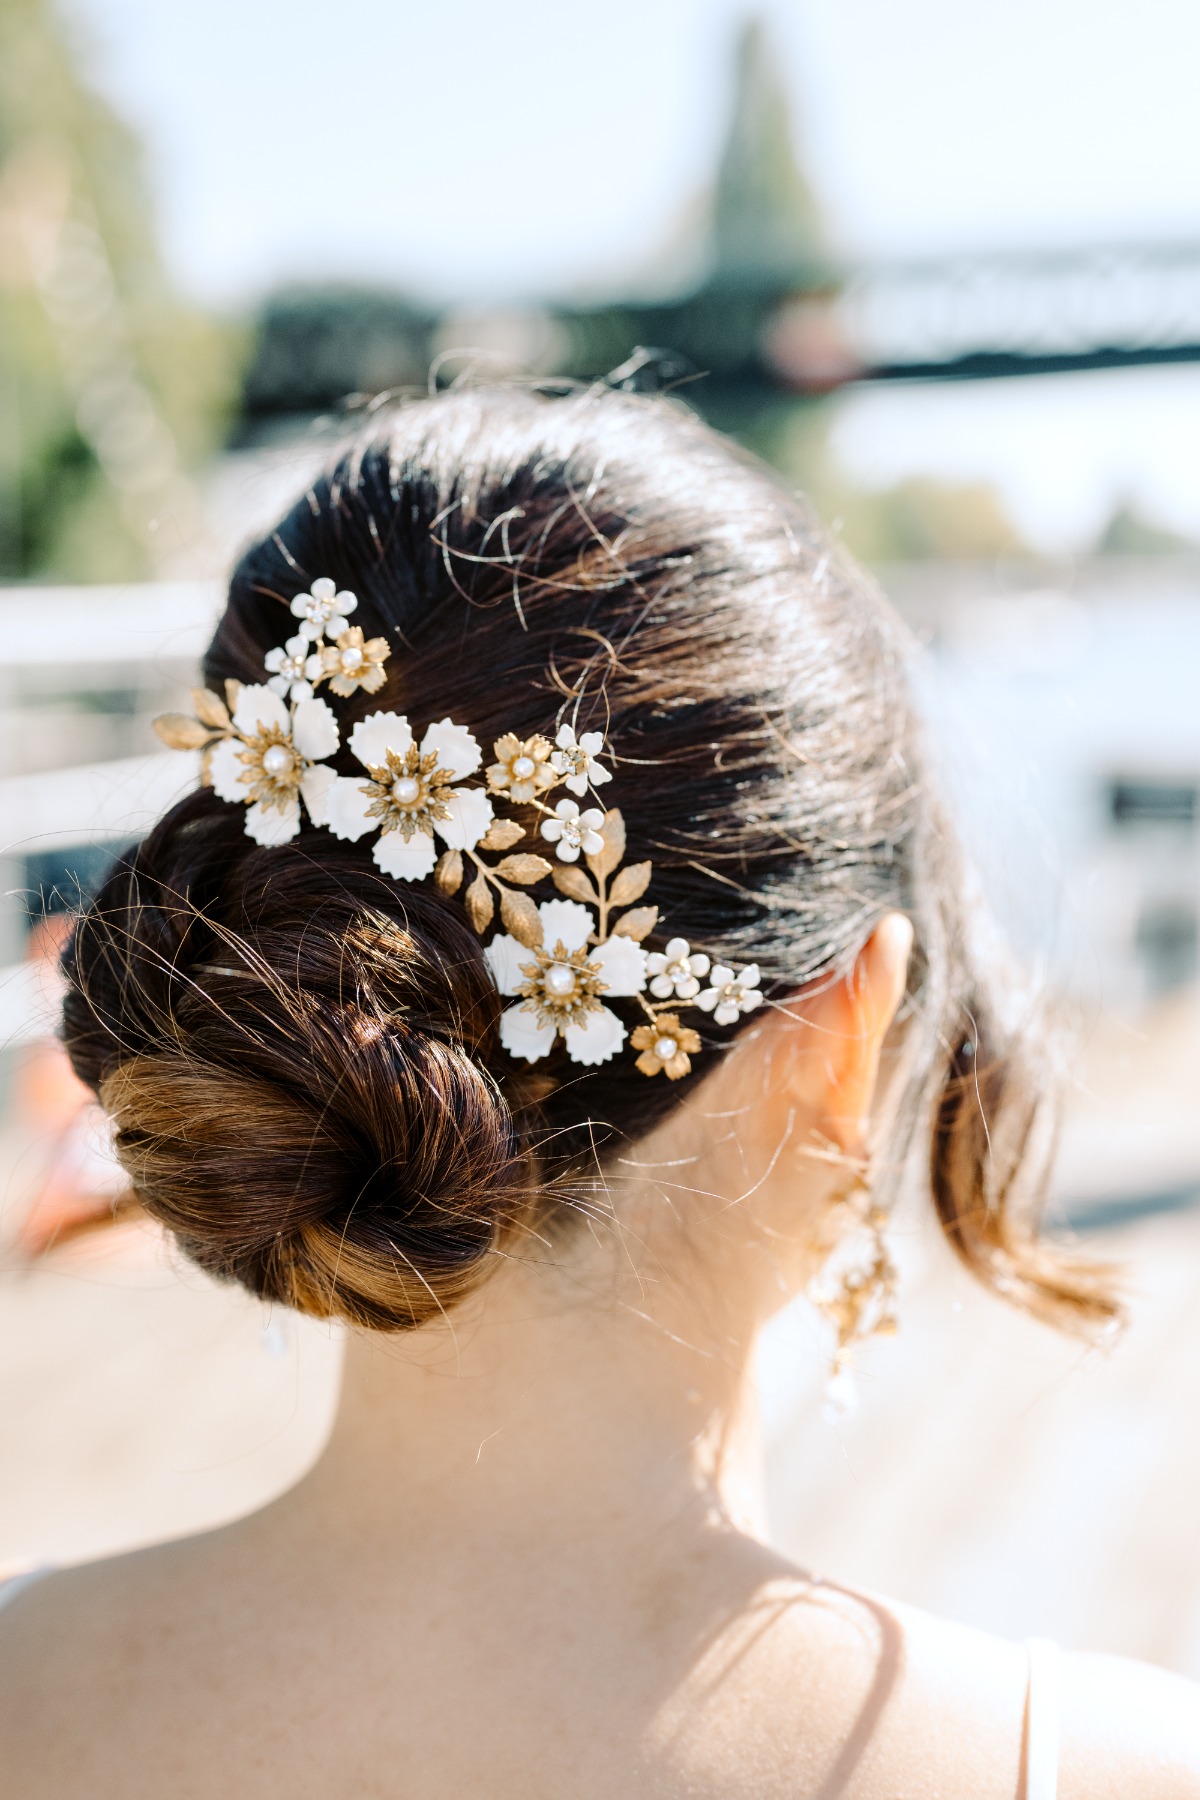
[1023,1637,1061,1800]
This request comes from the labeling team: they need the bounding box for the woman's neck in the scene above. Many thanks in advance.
[268,1057,843,1562]
[284,1247,771,1555]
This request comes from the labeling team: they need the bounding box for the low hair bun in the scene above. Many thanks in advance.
[63,790,531,1330]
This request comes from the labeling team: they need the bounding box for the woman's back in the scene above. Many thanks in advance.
[2,1506,1197,1798]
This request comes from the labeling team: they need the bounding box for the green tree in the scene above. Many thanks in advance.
[706,16,1028,563]
[0,0,238,579]
[711,16,827,293]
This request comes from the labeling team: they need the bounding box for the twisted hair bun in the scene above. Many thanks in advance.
[64,791,531,1329]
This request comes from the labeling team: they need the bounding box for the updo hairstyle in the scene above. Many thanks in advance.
[61,386,1118,1335]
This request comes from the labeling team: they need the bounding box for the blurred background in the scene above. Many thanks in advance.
[2,0,1200,1679]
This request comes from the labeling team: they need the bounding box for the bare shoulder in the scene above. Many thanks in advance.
[1059,1646,1200,1800]
[0,1553,151,1716]
[0,1561,114,1796]
[836,1589,1200,1799]
[0,1542,179,1667]
[0,1535,240,1800]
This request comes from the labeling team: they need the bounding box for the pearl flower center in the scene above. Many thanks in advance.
[653,1035,679,1062]
[544,964,577,997]
[341,644,363,669]
[262,744,295,778]
[512,755,535,779]
[392,775,422,805]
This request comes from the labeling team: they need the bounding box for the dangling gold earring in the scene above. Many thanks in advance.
[807,1174,899,1421]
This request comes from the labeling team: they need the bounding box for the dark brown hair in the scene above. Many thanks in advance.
[62,385,1118,1334]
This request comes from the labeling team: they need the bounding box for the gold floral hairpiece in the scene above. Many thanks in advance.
[155,578,764,1077]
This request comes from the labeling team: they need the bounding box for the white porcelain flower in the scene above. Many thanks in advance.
[264,633,315,703]
[207,684,339,846]
[323,710,492,880]
[289,576,358,643]
[695,964,763,1027]
[646,936,711,1001]
[485,898,647,1066]
[540,797,605,863]
[550,724,612,797]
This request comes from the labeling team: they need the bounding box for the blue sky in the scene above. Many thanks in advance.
[68,0,1200,304]
[64,0,1200,549]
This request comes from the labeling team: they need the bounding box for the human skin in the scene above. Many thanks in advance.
[1,915,1197,1798]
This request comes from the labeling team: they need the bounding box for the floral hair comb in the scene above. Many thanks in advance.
[155,579,764,1077]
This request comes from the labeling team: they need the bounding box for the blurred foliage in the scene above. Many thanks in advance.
[710,17,826,294]
[0,0,243,579]
[833,476,1025,562]
[1095,501,1198,556]
[0,5,1162,589]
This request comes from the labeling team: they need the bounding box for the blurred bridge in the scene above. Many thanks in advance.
[230,27,1200,422]
[236,239,1200,438]
[571,240,1200,401]
[832,240,1200,386]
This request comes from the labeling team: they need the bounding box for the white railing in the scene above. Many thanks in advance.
[0,581,220,669]
[1,582,219,1047]
[0,750,199,859]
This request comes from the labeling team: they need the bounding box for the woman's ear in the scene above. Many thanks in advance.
[778,913,913,1158]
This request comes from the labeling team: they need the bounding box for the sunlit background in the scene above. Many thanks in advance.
[3,0,1200,1680]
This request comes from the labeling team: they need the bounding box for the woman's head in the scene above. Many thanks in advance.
[62,384,1117,1336]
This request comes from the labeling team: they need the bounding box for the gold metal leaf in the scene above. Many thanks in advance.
[479,818,524,851]
[224,678,243,716]
[434,849,464,895]
[586,808,625,880]
[464,871,494,933]
[551,864,598,904]
[496,854,552,885]
[191,688,231,731]
[153,713,214,751]
[612,905,658,942]
[608,860,651,906]
[500,887,544,949]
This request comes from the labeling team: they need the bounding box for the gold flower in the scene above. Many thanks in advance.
[235,723,308,812]
[487,732,556,803]
[631,1014,701,1080]
[361,745,455,840]
[317,625,390,697]
[517,939,608,1030]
